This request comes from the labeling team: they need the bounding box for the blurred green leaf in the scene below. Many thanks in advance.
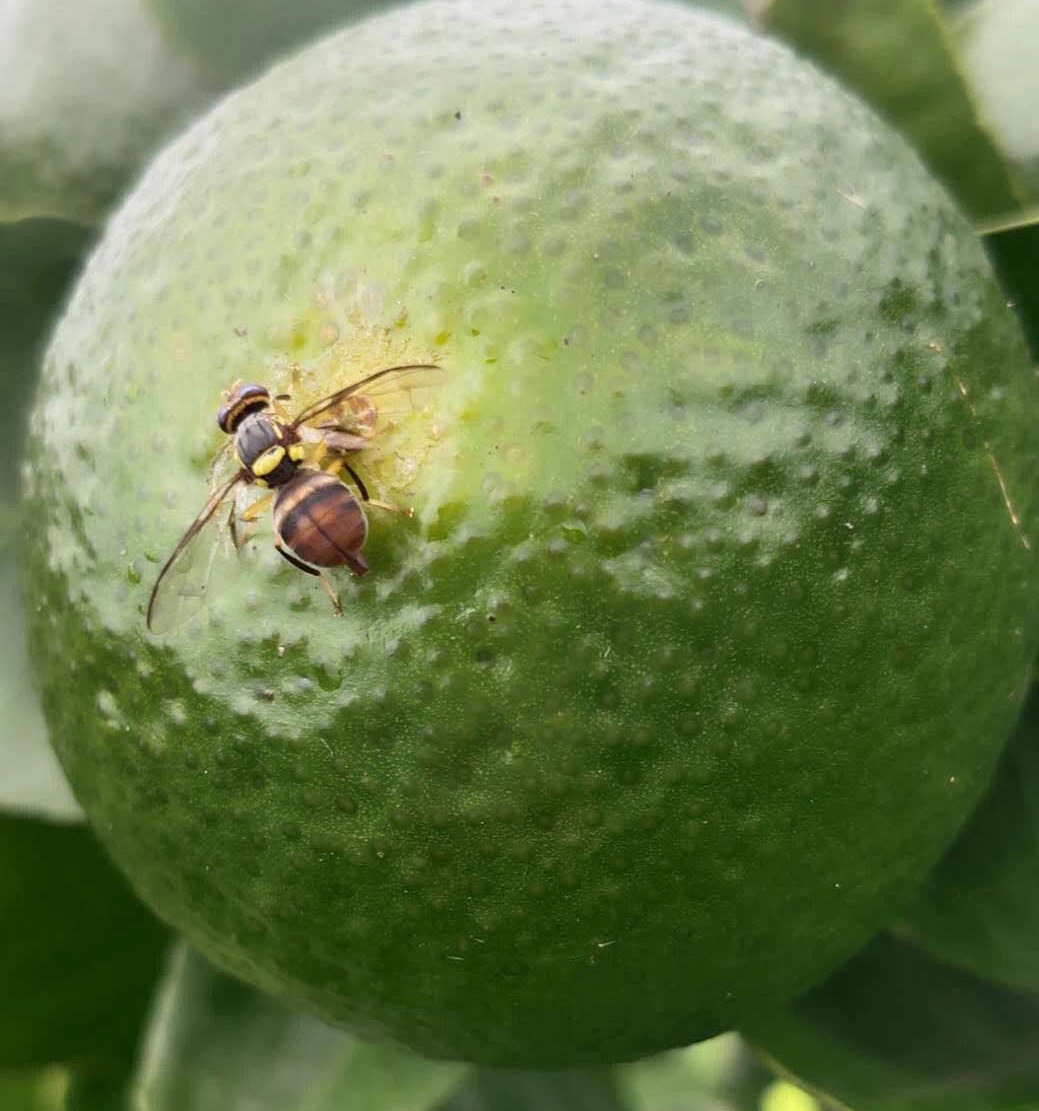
[0,1068,68,1111]
[0,0,211,224]
[0,813,168,1069]
[905,681,1039,992]
[63,1063,135,1111]
[433,1067,629,1111]
[0,218,93,820]
[983,217,1039,357]
[0,554,80,820]
[742,932,1039,1111]
[976,205,1039,237]
[133,945,468,1111]
[958,0,1039,197]
[0,219,93,466]
[754,0,1022,220]
[145,0,398,86]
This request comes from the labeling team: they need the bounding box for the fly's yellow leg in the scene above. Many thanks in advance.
[325,456,412,516]
[273,540,343,616]
[368,499,413,516]
[310,439,333,469]
[230,491,274,550]
[317,572,344,616]
[241,492,273,522]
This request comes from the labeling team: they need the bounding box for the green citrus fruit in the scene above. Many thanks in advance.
[21,0,1039,1066]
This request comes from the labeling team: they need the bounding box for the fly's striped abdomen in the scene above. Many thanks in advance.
[273,470,369,575]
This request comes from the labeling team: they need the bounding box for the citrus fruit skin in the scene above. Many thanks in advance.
[20,0,1039,1066]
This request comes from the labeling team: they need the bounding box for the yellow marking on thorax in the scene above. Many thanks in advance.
[288,443,306,462]
[252,444,286,477]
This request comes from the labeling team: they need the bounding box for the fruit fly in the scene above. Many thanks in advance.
[146,363,442,631]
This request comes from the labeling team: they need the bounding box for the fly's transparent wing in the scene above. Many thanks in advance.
[146,470,245,633]
[290,364,445,430]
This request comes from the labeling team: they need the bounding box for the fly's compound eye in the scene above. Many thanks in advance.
[217,383,271,433]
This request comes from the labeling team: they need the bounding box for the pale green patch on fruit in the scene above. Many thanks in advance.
[21,0,1039,1067]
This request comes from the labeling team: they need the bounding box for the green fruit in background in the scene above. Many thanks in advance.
[21,0,1039,1067]
[144,0,748,85]
[0,0,210,224]
[145,0,396,85]
[959,0,1039,197]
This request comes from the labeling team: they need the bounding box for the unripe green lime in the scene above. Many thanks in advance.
[22,0,1039,1066]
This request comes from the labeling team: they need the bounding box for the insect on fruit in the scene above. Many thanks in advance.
[146,363,443,631]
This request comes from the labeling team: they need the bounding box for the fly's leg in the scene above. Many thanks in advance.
[241,492,273,523]
[338,459,369,501]
[227,498,241,551]
[274,542,344,616]
[367,498,412,516]
[231,491,273,552]
[325,458,412,517]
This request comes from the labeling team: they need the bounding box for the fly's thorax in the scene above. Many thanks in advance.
[234,413,304,487]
